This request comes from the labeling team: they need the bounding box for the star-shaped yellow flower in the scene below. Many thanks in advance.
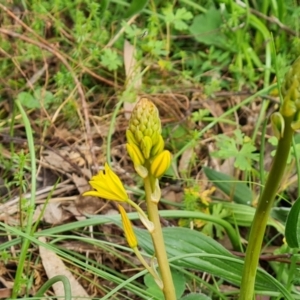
[83,163,128,202]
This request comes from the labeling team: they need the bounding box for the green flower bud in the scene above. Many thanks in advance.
[292,111,300,130]
[271,112,285,139]
[127,98,162,159]
[281,57,300,118]
[150,150,171,178]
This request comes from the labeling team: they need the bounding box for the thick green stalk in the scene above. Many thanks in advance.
[239,116,294,299]
[144,175,176,300]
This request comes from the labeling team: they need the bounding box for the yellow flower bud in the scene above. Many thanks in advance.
[126,143,145,166]
[140,136,152,159]
[119,205,138,248]
[281,57,300,118]
[150,150,171,178]
[150,135,165,157]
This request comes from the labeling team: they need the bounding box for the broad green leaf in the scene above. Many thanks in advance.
[203,167,253,205]
[216,202,285,234]
[189,7,228,49]
[285,197,300,248]
[17,92,39,109]
[124,0,148,19]
[180,293,211,300]
[144,269,185,299]
[135,227,282,292]
[33,88,55,109]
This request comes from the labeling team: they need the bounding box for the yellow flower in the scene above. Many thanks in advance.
[119,205,138,248]
[83,163,128,202]
[150,150,171,178]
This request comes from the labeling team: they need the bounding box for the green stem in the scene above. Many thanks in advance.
[239,115,294,299]
[144,175,176,300]
[12,100,37,298]
[34,275,72,299]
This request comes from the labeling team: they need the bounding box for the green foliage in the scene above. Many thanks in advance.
[163,6,193,30]
[136,227,292,296]
[100,48,123,71]
[211,129,259,171]
[269,134,300,164]
[144,270,186,299]
[18,89,56,110]
[125,0,149,18]
[203,167,253,205]
[180,293,211,300]
[190,7,228,48]
[3,0,300,298]
[285,197,300,248]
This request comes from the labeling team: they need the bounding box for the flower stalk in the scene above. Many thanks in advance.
[239,57,300,299]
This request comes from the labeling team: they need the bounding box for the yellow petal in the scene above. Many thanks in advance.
[105,164,128,200]
[83,163,128,202]
[119,205,138,248]
[89,179,124,200]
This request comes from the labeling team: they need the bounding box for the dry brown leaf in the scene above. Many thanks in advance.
[42,148,73,172]
[39,236,89,299]
[123,39,141,119]
[0,288,11,299]
[72,174,89,194]
[42,145,100,172]
[34,203,72,225]
[178,147,194,176]
[72,174,105,216]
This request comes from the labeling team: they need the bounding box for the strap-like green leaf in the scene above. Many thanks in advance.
[135,227,286,292]
[203,167,253,205]
[124,0,148,18]
[285,197,300,248]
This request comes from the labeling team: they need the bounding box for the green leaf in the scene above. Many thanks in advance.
[124,0,148,19]
[203,167,253,205]
[180,293,211,300]
[144,269,185,299]
[216,202,285,234]
[211,129,259,171]
[17,92,39,109]
[100,49,122,71]
[33,88,55,109]
[135,227,283,292]
[285,197,300,248]
[100,0,110,16]
[189,7,228,49]
[163,6,193,30]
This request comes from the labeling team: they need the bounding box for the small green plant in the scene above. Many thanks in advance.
[84,98,177,299]
[212,129,260,171]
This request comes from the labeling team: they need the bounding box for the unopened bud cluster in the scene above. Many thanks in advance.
[126,98,171,179]
[280,57,300,130]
